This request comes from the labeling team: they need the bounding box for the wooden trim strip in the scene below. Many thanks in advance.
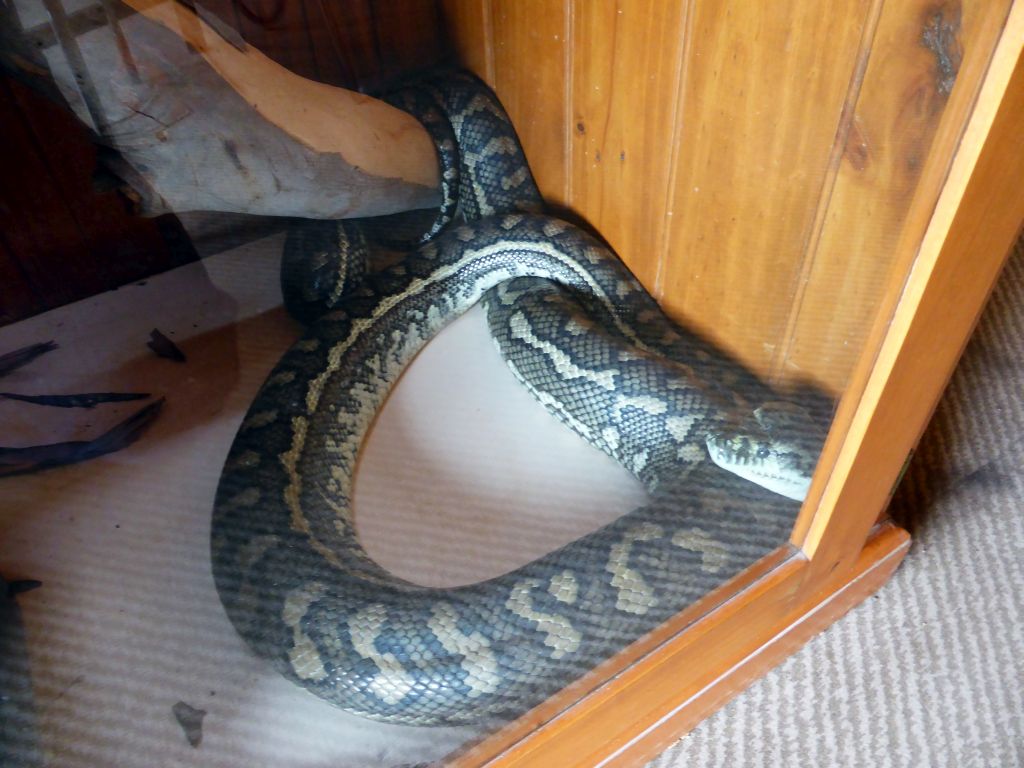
[563,0,575,207]
[790,0,1023,546]
[788,1,1021,547]
[482,0,496,85]
[652,0,696,300]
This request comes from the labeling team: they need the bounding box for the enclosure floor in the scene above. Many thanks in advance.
[0,233,650,768]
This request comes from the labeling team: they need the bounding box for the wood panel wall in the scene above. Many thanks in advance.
[0,75,196,327]
[193,0,448,91]
[439,0,1016,396]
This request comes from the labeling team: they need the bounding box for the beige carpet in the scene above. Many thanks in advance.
[650,237,1024,767]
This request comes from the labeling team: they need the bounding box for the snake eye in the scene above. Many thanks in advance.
[756,446,771,459]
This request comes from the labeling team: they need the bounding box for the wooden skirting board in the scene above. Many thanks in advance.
[450,522,910,767]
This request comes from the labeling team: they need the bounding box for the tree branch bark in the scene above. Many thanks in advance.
[0,0,442,219]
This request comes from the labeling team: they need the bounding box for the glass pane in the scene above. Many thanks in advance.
[0,0,1011,765]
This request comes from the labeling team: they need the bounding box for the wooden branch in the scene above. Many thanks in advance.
[0,0,441,219]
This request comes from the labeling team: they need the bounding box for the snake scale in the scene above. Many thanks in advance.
[212,71,825,726]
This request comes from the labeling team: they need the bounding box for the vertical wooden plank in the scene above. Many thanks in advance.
[663,2,868,364]
[316,0,383,91]
[300,0,359,87]
[795,8,1023,584]
[0,77,102,311]
[8,79,194,290]
[658,0,872,378]
[426,0,1015,400]
[568,0,689,290]
[233,0,317,79]
[790,0,1021,547]
[440,0,494,86]
[780,0,1016,394]
[0,235,39,326]
[373,0,447,88]
[490,0,570,208]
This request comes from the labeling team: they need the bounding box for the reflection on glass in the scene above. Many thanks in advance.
[0,0,998,764]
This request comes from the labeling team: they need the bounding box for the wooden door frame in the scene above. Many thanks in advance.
[450,4,1024,765]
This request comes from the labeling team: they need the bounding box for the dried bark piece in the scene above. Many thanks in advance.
[0,398,164,476]
[171,701,206,747]
[147,329,186,362]
[0,0,441,219]
[0,392,150,408]
[0,341,58,378]
[6,580,43,597]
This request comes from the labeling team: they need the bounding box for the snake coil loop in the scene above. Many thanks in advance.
[212,71,822,726]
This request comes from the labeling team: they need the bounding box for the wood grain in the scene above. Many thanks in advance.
[794,4,1024,582]
[440,0,495,86]
[568,0,689,290]
[778,0,1015,394]
[490,0,570,209]
[123,0,440,188]
[434,6,1020,761]
[1,0,448,323]
[442,1,1015,398]
[444,1,884,386]
[658,0,873,380]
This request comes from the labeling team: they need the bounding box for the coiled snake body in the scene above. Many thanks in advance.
[212,72,823,726]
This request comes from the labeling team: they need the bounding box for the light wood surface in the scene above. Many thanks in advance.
[443,0,1015,397]
[450,524,909,767]
[794,4,1024,580]
[440,0,494,87]
[493,1,571,210]
[658,0,870,377]
[779,0,1015,391]
[569,0,691,291]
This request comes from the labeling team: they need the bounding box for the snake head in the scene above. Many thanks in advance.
[705,401,825,502]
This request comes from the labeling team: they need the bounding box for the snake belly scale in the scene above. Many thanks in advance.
[212,73,811,726]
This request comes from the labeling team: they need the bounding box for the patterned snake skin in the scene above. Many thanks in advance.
[212,72,823,726]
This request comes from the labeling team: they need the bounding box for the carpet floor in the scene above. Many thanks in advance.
[649,236,1024,767]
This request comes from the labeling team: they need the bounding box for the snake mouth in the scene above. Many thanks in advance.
[704,433,809,502]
